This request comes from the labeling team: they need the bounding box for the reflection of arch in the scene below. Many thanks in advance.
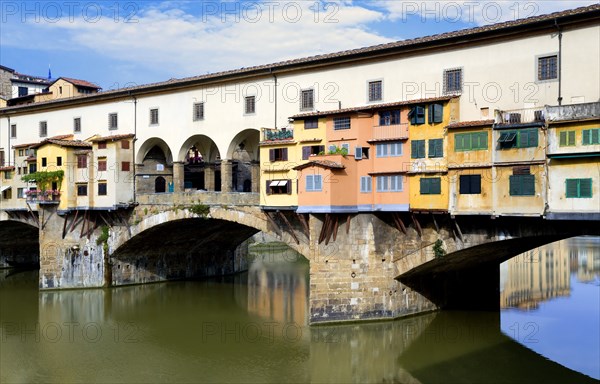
[155,176,166,193]
[178,135,221,163]
[136,138,173,164]
[227,129,260,161]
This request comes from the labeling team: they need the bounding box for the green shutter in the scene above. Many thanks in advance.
[455,134,463,151]
[530,129,538,147]
[566,179,579,198]
[509,175,520,196]
[478,132,488,150]
[592,129,600,144]
[431,178,441,194]
[418,140,425,158]
[559,131,567,146]
[436,139,443,157]
[428,140,435,158]
[582,130,591,145]
[580,179,592,198]
[522,175,535,195]
[518,131,529,147]
[568,131,575,146]
[411,141,418,159]
[420,178,429,194]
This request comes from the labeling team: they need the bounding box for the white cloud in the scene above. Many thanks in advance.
[1,1,391,79]
[374,0,599,25]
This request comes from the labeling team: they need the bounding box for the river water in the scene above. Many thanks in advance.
[1,238,598,383]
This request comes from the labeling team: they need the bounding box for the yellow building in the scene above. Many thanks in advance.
[492,107,547,216]
[545,102,600,220]
[259,117,327,210]
[447,120,494,215]
[408,97,459,212]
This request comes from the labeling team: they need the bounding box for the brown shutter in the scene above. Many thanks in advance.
[269,149,275,162]
[282,148,288,161]
[265,180,271,195]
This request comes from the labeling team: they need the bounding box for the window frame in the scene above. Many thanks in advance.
[77,154,87,169]
[73,117,81,133]
[149,108,159,125]
[304,118,318,129]
[10,124,17,139]
[566,178,592,198]
[121,161,131,172]
[98,182,108,196]
[509,174,535,196]
[76,184,88,196]
[367,79,383,103]
[420,177,442,195]
[244,96,256,115]
[333,117,351,131]
[193,102,205,121]
[455,132,488,151]
[459,174,482,195]
[300,89,314,111]
[559,130,576,147]
[409,106,426,125]
[379,110,400,126]
[108,112,118,130]
[582,128,600,145]
[39,121,48,138]
[305,174,323,192]
[411,140,426,159]
[443,68,463,94]
[428,139,444,158]
[536,54,558,82]
[360,176,372,193]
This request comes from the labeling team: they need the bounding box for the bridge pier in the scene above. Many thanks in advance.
[173,161,185,192]
[221,159,233,192]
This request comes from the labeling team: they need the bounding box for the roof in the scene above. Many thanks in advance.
[446,119,495,129]
[0,166,16,171]
[0,65,15,73]
[51,77,101,89]
[1,4,598,114]
[12,135,73,149]
[293,159,345,171]
[292,96,456,119]
[89,133,135,142]
[34,135,92,149]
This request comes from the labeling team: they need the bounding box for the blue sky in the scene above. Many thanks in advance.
[1,1,597,90]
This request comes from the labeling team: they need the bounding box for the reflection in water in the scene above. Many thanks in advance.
[1,238,598,383]
[500,236,600,380]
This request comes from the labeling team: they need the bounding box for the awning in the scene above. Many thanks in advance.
[498,132,517,142]
[0,185,11,193]
[270,180,287,187]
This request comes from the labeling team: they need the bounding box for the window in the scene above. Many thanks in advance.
[558,130,576,147]
[306,175,323,192]
[56,157,62,166]
[376,142,402,158]
[538,55,558,81]
[420,177,441,195]
[582,128,600,145]
[18,150,24,157]
[108,113,118,130]
[17,188,25,199]
[121,140,130,149]
[302,145,325,160]
[509,175,535,196]
[455,132,488,151]
[300,89,314,111]
[77,155,87,169]
[2,188,12,199]
[98,182,107,196]
[355,146,369,160]
[4,171,12,179]
[193,102,204,121]
[304,118,318,129]
[566,178,592,198]
[428,139,443,158]
[73,117,81,133]
[150,108,159,125]
[341,143,350,154]
[18,86,28,97]
[379,110,400,126]
[29,163,37,174]
[368,80,382,102]
[498,129,538,149]
[428,104,444,124]
[333,117,351,130]
[10,124,16,139]
[39,121,47,137]
[98,159,107,172]
[360,176,372,193]
[42,157,47,167]
[77,184,88,196]
[269,148,288,162]
[266,179,291,195]
[244,96,255,114]
[411,140,426,159]
[409,106,425,125]
[377,175,403,192]
[444,68,462,94]
[121,161,131,172]
[97,141,107,149]
[459,175,481,194]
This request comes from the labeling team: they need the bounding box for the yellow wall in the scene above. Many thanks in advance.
[547,157,600,214]
[492,164,546,216]
[493,127,545,163]
[36,144,71,211]
[408,173,449,211]
[547,120,600,155]
[448,168,494,215]
[447,127,492,166]
[47,79,82,100]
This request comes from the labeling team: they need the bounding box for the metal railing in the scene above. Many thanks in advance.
[495,107,545,125]
[262,128,294,141]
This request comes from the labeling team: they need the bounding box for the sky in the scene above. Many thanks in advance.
[1,1,598,90]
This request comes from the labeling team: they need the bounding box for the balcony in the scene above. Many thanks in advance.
[261,127,294,142]
[370,123,409,141]
[546,102,600,122]
[26,190,61,204]
[494,107,545,126]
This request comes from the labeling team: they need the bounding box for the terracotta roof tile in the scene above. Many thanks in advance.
[0,166,16,171]
[89,133,135,142]
[293,159,345,171]
[446,119,494,129]
[292,96,456,119]
[58,77,101,89]
[12,135,73,149]
[35,138,92,149]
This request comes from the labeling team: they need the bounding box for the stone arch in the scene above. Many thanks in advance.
[178,135,222,191]
[136,137,173,165]
[226,129,260,193]
[0,220,40,267]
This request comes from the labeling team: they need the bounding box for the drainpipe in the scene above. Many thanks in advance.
[6,116,10,166]
[271,69,278,129]
[131,93,137,204]
[555,19,563,106]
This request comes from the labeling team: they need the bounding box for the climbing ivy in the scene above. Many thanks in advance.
[22,170,64,192]
[433,239,446,258]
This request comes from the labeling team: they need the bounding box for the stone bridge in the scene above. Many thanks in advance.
[1,192,598,324]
